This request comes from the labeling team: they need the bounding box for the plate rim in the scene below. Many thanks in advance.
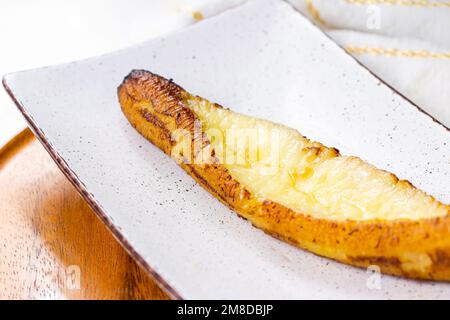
[2,78,183,300]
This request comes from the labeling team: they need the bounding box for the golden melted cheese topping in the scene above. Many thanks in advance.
[187,99,448,221]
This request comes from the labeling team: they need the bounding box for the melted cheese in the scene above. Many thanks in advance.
[187,98,448,221]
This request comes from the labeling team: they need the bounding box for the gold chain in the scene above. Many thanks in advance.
[346,46,450,58]
[345,0,450,7]
[305,0,328,26]
[304,1,450,60]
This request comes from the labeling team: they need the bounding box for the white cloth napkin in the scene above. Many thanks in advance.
[287,0,450,127]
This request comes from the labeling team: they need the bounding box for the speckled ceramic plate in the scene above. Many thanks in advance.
[3,0,450,299]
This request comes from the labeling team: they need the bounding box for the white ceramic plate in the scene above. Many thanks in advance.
[3,0,450,299]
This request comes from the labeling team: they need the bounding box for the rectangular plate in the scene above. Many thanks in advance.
[4,0,450,299]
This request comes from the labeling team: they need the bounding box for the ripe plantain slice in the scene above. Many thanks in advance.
[118,69,450,281]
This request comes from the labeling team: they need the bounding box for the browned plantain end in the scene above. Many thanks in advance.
[118,69,450,281]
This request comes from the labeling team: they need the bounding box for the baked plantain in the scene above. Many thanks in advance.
[118,69,450,281]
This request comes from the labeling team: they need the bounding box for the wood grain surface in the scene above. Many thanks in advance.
[0,129,169,300]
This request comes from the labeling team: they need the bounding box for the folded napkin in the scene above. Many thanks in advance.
[287,0,450,127]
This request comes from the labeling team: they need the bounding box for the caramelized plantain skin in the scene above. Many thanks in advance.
[118,69,450,281]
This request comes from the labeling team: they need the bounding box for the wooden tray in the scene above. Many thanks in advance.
[0,129,169,299]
